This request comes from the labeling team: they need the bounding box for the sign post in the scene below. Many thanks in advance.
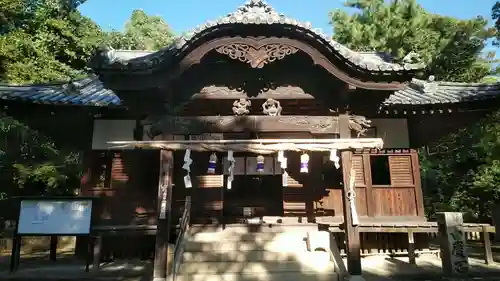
[437,212,469,275]
[10,197,94,272]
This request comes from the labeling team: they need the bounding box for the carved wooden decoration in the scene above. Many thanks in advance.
[349,115,372,137]
[232,98,251,116]
[146,114,372,138]
[215,43,298,68]
[262,98,282,116]
[149,115,340,136]
[190,85,314,100]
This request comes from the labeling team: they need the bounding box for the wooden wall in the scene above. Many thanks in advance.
[316,149,424,219]
[80,147,424,228]
[80,150,160,226]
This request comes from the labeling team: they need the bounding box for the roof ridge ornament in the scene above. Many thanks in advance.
[411,75,437,94]
[241,0,273,11]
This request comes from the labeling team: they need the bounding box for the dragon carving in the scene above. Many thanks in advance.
[349,115,372,138]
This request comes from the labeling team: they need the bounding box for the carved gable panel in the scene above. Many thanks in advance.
[216,43,298,69]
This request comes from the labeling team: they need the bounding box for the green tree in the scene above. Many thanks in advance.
[0,0,102,84]
[0,116,83,199]
[330,0,496,82]
[104,9,175,51]
[492,1,500,44]
[420,112,500,222]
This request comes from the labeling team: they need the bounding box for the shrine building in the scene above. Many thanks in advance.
[1,1,499,279]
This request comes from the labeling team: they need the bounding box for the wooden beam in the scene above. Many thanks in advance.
[153,147,174,281]
[150,115,340,135]
[339,84,362,276]
[362,151,375,217]
[189,86,315,100]
[411,152,425,217]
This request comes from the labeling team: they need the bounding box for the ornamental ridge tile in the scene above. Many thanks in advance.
[383,76,500,106]
[94,0,425,72]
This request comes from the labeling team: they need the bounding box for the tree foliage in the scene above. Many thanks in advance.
[0,1,176,207]
[493,1,500,45]
[330,0,497,82]
[0,1,173,210]
[104,9,175,51]
[420,112,500,222]
[0,4,174,84]
[0,116,83,199]
[0,0,102,84]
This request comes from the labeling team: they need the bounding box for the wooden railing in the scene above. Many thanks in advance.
[327,222,496,265]
[171,196,191,281]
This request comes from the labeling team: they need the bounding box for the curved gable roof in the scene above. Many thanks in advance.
[1,76,499,108]
[91,0,425,74]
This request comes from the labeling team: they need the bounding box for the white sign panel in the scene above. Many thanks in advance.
[17,200,92,235]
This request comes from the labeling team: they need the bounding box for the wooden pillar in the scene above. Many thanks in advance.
[49,236,58,261]
[407,229,416,265]
[437,212,469,275]
[493,205,500,242]
[153,147,174,281]
[339,113,362,276]
[481,225,494,265]
[361,151,374,217]
[92,234,102,271]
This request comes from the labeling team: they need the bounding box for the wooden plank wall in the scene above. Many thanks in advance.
[80,150,160,226]
[317,154,367,217]
[184,152,224,223]
[317,149,424,218]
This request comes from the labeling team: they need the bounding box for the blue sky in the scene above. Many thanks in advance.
[80,0,498,35]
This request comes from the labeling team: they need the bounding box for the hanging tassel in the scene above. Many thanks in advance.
[183,149,193,188]
[348,167,359,226]
[329,149,340,169]
[282,170,289,187]
[277,150,284,163]
[227,151,235,190]
[300,153,309,173]
[256,155,265,173]
[278,151,287,169]
[207,152,217,174]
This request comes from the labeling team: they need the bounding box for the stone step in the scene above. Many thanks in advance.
[188,224,317,235]
[183,248,330,263]
[178,261,336,275]
[183,249,301,262]
[188,231,284,242]
[184,239,308,252]
[175,272,339,281]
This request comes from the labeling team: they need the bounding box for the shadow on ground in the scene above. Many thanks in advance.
[0,239,499,281]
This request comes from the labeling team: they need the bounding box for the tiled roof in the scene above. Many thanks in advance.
[385,76,500,106]
[0,76,499,108]
[91,0,424,73]
[0,77,121,107]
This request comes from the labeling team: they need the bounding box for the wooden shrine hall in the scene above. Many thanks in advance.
[1,0,500,279]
